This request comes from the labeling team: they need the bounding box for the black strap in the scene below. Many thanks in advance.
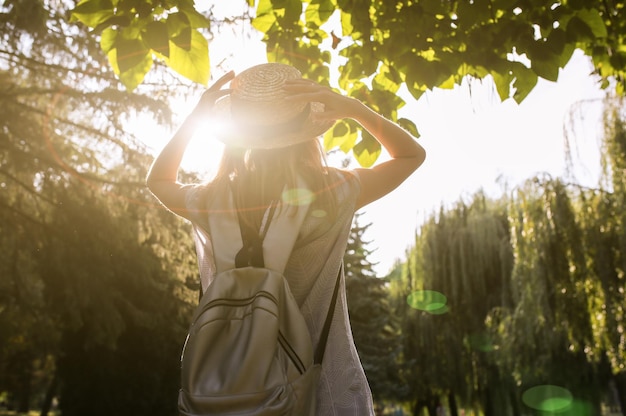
[231,179,277,268]
[234,203,276,268]
[314,264,342,364]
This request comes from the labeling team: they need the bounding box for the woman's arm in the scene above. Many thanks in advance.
[283,80,426,210]
[146,72,234,216]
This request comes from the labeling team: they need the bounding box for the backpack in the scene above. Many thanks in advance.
[178,189,340,416]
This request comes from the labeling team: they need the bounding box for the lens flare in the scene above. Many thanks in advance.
[282,187,316,206]
[311,209,327,218]
[522,385,573,412]
[407,290,448,314]
[467,332,495,352]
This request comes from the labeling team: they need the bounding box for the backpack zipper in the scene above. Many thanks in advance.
[196,290,279,317]
[193,291,308,376]
[278,331,307,375]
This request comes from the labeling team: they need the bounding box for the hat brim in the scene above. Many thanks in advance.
[212,96,335,149]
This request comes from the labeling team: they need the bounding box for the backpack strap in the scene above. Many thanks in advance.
[233,199,278,268]
[314,263,342,365]
[215,177,309,274]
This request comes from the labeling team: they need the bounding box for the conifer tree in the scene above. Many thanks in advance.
[344,213,404,404]
[0,2,198,413]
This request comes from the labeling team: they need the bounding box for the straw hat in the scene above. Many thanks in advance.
[213,63,335,149]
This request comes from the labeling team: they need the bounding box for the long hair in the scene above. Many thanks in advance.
[212,139,337,233]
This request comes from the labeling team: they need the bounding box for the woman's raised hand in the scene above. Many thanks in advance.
[192,71,235,117]
[284,77,425,210]
[282,79,363,122]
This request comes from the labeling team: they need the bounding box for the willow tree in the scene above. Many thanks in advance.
[389,193,515,416]
[582,96,626,409]
[0,2,200,413]
[488,176,606,414]
[599,97,626,377]
[487,97,626,412]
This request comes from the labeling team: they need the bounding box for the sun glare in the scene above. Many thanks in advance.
[132,0,271,180]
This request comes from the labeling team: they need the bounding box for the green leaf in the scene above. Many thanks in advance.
[545,28,566,55]
[397,118,420,139]
[256,0,273,15]
[511,65,538,104]
[530,57,559,82]
[106,43,120,74]
[353,132,381,168]
[340,10,353,36]
[252,12,277,33]
[166,28,209,85]
[405,81,427,101]
[305,0,335,27]
[324,120,358,153]
[116,37,150,73]
[107,44,152,91]
[528,42,561,81]
[178,4,211,28]
[405,55,451,90]
[172,26,192,51]
[71,0,114,27]
[166,12,190,38]
[373,65,400,93]
[143,21,169,57]
[404,58,430,100]
[100,27,117,54]
[491,70,513,101]
[92,15,131,34]
[558,43,575,68]
[565,16,594,42]
[283,0,303,24]
[252,0,277,33]
[165,12,192,51]
[119,54,153,91]
[542,28,575,68]
[575,8,607,38]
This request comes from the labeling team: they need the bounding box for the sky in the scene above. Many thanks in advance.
[357,50,607,275]
[143,3,610,276]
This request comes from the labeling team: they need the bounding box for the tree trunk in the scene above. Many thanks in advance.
[40,374,58,416]
[614,373,626,416]
[16,369,31,414]
[509,389,521,416]
[427,394,438,416]
[413,399,423,416]
[413,395,438,416]
[483,388,494,416]
[448,392,458,416]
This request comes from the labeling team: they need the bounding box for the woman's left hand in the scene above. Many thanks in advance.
[282,79,364,122]
[191,71,235,118]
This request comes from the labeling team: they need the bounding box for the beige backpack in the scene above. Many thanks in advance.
[178,190,339,415]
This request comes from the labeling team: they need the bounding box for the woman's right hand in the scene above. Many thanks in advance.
[285,78,425,210]
[282,79,364,122]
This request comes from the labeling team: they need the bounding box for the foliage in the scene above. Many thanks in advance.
[0,1,199,413]
[4,1,626,413]
[70,0,210,90]
[388,97,626,414]
[344,213,405,402]
[69,0,626,166]
[389,194,516,414]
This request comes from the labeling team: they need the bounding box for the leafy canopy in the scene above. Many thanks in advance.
[71,0,210,90]
[71,0,626,166]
